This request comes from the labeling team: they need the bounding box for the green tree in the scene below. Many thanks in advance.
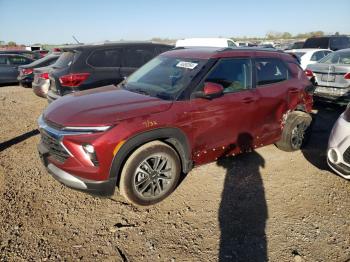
[7,41,17,46]
[281,32,292,39]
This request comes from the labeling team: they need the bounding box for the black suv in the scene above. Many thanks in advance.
[47,42,173,102]
[303,35,350,51]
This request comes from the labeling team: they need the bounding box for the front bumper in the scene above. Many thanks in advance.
[327,114,350,179]
[37,116,117,195]
[38,141,117,195]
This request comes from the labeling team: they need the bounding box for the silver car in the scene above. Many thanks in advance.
[32,65,52,98]
[306,48,350,105]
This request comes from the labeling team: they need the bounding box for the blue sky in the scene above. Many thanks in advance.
[0,0,349,44]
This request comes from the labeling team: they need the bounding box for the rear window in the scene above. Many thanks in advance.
[303,37,329,49]
[319,50,350,64]
[330,37,350,50]
[54,51,76,68]
[28,55,58,67]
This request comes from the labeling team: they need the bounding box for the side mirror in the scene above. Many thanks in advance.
[194,82,224,99]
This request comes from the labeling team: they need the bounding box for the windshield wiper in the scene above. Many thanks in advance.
[129,88,151,96]
[155,92,172,100]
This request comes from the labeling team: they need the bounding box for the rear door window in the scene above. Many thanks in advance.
[205,58,252,93]
[0,56,8,65]
[87,48,122,67]
[122,46,155,68]
[8,56,30,65]
[256,58,289,86]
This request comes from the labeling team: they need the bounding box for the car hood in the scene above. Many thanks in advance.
[43,85,173,127]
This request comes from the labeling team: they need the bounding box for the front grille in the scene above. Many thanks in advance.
[343,147,350,164]
[41,131,69,163]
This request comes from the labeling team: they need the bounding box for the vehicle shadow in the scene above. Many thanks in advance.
[0,83,19,87]
[302,101,345,170]
[0,129,39,152]
[217,133,267,262]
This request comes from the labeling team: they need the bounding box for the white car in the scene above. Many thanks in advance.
[327,105,350,179]
[286,48,332,69]
[175,38,238,48]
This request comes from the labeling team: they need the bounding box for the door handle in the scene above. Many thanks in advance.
[242,97,256,103]
[288,88,299,94]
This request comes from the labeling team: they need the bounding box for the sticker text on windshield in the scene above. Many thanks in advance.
[176,61,198,69]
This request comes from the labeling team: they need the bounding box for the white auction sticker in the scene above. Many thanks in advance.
[176,61,198,69]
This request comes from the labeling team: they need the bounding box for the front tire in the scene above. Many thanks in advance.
[119,141,181,206]
[276,111,312,152]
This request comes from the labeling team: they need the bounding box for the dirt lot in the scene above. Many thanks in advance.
[0,85,349,262]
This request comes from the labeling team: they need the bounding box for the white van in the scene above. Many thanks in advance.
[175,38,238,48]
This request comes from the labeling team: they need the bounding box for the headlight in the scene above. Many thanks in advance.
[328,148,339,164]
[82,144,99,166]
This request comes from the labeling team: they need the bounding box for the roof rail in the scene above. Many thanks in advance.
[172,46,186,50]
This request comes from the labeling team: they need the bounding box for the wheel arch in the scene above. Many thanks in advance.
[109,127,193,188]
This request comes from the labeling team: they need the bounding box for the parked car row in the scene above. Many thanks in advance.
[285,48,333,70]
[17,52,61,87]
[1,38,349,205]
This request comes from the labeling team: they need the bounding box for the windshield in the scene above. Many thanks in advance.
[123,56,207,100]
[318,50,350,64]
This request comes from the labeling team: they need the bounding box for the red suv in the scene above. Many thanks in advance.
[38,47,313,206]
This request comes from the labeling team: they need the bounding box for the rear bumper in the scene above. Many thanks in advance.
[38,142,117,195]
[313,86,350,105]
[18,76,33,84]
[32,82,49,98]
[314,93,350,105]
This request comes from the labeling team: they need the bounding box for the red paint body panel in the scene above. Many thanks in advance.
[44,85,172,127]
[40,48,313,184]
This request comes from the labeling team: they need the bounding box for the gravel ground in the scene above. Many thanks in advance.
[0,85,349,262]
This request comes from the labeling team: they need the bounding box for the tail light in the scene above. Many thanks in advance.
[22,68,33,75]
[59,73,90,87]
[38,72,49,79]
[344,73,350,80]
[305,69,314,77]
